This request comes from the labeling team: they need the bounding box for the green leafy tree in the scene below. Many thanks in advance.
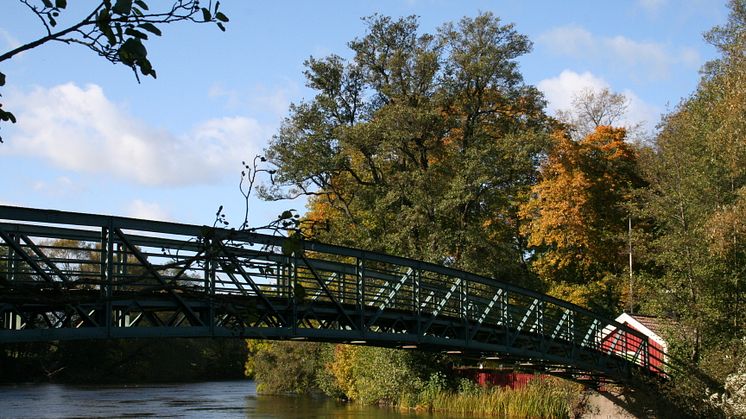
[639,0,745,363]
[264,13,553,284]
[0,0,229,141]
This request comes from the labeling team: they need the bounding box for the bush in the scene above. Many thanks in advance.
[252,341,325,394]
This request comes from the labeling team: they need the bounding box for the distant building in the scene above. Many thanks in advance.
[601,313,670,374]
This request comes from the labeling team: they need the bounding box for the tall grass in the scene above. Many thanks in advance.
[399,376,581,418]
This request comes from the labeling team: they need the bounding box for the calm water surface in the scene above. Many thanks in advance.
[0,380,457,418]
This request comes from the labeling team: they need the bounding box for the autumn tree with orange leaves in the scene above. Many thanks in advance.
[520,126,644,312]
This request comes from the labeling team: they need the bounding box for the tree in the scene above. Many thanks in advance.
[263,13,553,284]
[519,126,643,312]
[0,0,229,141]
[555,87,640,141]
[639,0,745,362]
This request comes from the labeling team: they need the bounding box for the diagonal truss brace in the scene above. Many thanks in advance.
[215,242,286,327]
[114,229,204,327]
[516,299,540,332]
[311,273,337,302]
[299,255,357,330]
[550,309,574,341]
[469,289,504,340]
[366,268,414,328]
[19,235,71,284]
[420,277,462,335]
[581,319,602,348]
[0,230,59,286]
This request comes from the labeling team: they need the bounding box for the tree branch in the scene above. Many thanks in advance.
[1,2,109,63]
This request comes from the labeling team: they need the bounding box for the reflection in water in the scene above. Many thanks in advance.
[0,380,452,418]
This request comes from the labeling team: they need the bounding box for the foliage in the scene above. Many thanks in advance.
[251,340,326,395]
[520,126,643,312]
[0,0,229,141]
[710,363,746,418]
[703,337,746,418]
[637,0,746,361]
[243,339,270,378]
[319,344,446,405]
[415,371,448,407]
[263,12,553,284]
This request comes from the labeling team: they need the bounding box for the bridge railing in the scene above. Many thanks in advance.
[0,205,670,378]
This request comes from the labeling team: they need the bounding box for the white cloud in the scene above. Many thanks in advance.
[604,36,672,78]
[537,25,595,57]
[208,82,297,118]
[1,83,272,186]
[679,47,701,67]
[127,199,171,221]
[32,176,81,197]
[537,70,660,134]
[537,70,610,114]
[538,25,700,79]
[638,0,667,14]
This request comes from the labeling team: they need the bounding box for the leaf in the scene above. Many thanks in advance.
[0,108,17,124]
[97,10,117,46]
[55,0,67,9]
[102,26,117,46]
[117,37,147,66]
[125,27,148,40]
[0,72,5,87]
[41,0,53,8]
[217,22,226,32]
[138,57,154,77]
[215,12,229,22]
[48,16,57,27]
[133,0,148,10]
[112,0,133,15]
[138,22,162,36]
[201,7,211,22]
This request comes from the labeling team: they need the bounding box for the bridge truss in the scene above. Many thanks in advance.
[0,206,667,383]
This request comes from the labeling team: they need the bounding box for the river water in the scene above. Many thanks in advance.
[0,380,450,418]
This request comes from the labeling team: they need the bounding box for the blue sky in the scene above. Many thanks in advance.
[0,0,729,228]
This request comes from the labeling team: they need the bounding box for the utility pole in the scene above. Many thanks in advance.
[628,216,633,314]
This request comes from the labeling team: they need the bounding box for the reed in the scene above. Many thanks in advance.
[401,376,580,418]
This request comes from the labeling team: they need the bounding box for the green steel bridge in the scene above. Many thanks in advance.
[0,205,669,384]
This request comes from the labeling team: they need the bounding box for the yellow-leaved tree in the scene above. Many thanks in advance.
[520,126,643,313]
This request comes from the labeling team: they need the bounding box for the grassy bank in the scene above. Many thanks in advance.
[399,377,583,418]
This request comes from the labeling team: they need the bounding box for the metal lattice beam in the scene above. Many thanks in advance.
[0,205,671,383]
